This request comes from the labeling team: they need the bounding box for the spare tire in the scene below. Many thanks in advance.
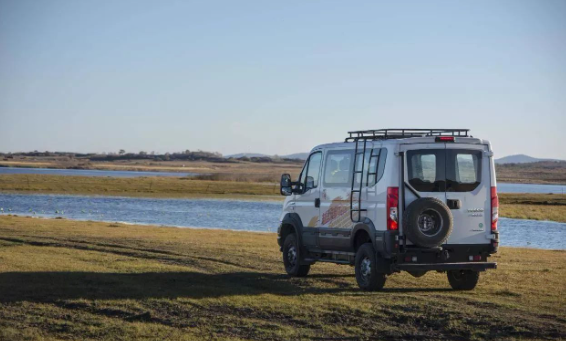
[403,197,453,248]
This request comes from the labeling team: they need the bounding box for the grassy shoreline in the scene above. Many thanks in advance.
[1,216,565,341]
[2,174,566,222]
[0,174,282,198]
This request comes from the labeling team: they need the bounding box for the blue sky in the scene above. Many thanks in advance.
[1,0,565,158]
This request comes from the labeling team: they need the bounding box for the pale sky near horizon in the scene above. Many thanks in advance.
[1,0,565,158]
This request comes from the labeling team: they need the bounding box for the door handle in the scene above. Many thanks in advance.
[314,198,320,208]
[447,199,461,209]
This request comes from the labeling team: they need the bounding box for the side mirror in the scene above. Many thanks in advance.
[280,174,292,196]
[305,176,315,191]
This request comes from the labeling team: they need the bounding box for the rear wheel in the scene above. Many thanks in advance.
[283,234,310,277]
[447,270,479,290]
[355,243,386,291]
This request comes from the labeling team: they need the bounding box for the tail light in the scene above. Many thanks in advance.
[435,136,455,142]
[491,186,498,231]
[387,187,399,230]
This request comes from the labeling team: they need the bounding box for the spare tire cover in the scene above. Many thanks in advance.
[403,197,453,248]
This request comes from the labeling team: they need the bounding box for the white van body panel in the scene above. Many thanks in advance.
[281,136,495,246]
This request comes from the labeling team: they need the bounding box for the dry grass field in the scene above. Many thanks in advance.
[0,174,282,199]
[500,193,566,223]
[0,216,564,341]
[497,161,566,184]
[500,204,566,223]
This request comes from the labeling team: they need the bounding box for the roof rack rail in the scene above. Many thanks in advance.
[345,129,470,142]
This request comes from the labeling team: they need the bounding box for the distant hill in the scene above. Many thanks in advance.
[281,153,309,160]
[495,154,564,164]
[225,152,309,160]
[225,153,268,159]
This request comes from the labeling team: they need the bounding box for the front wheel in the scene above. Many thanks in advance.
[447,270,479,290]
[355,243,386,291]
[283,234,310,277]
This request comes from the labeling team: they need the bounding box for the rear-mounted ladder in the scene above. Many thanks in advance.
[350,138,379,222]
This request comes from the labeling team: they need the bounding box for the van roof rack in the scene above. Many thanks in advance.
[345,129,470,142]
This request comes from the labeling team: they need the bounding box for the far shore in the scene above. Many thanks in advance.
[1,173,565,223]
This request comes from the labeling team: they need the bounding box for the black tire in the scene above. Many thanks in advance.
[408,271,427,278]
[355,243,386,291]
[447,270,480,290]
[282,234,310,277]
[403,197,453,248]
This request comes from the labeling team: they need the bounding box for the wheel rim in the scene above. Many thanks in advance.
[360,257,371,283]
[287,245,297,266]
[417,208,443,237]
[451,270,465,280]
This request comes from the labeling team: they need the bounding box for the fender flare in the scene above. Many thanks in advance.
[350,220,378,251]
[279,213,304,249]
[351,220,395,273]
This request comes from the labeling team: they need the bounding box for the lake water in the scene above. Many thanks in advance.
[497,183,566,194]
[0,167,198,178]
[0,193,564,250]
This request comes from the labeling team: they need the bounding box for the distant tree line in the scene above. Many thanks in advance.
[0,150,303,163]
[89,150,225,162]
[496,161,566,170]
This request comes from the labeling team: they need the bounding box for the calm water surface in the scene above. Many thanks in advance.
[0,167,198,178]
[0,193,564,250]
[498,183,566,194]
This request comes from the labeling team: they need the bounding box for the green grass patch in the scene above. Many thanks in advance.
[0,216,564,340]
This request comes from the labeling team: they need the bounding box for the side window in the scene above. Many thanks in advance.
[299,160,308,185]
[323,150,353,187]
[355,148,388,187]
[323,148,387,188]
[354,150,371,186]
[305,152,322,189]
[376,148,388,183]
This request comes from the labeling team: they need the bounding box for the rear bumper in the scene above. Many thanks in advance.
[395,262,497,272]
[389,242,498,273]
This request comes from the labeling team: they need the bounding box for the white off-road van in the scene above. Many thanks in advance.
[278,129,498,291]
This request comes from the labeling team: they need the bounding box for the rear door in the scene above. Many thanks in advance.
[402,142,491,245]
[403,143,447,209]
[402,144,447,244]
[444,143,491,244]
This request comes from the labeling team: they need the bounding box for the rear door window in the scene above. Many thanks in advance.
[446,150,482,192]
[407,149,482,193]
[407,149,446,192]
